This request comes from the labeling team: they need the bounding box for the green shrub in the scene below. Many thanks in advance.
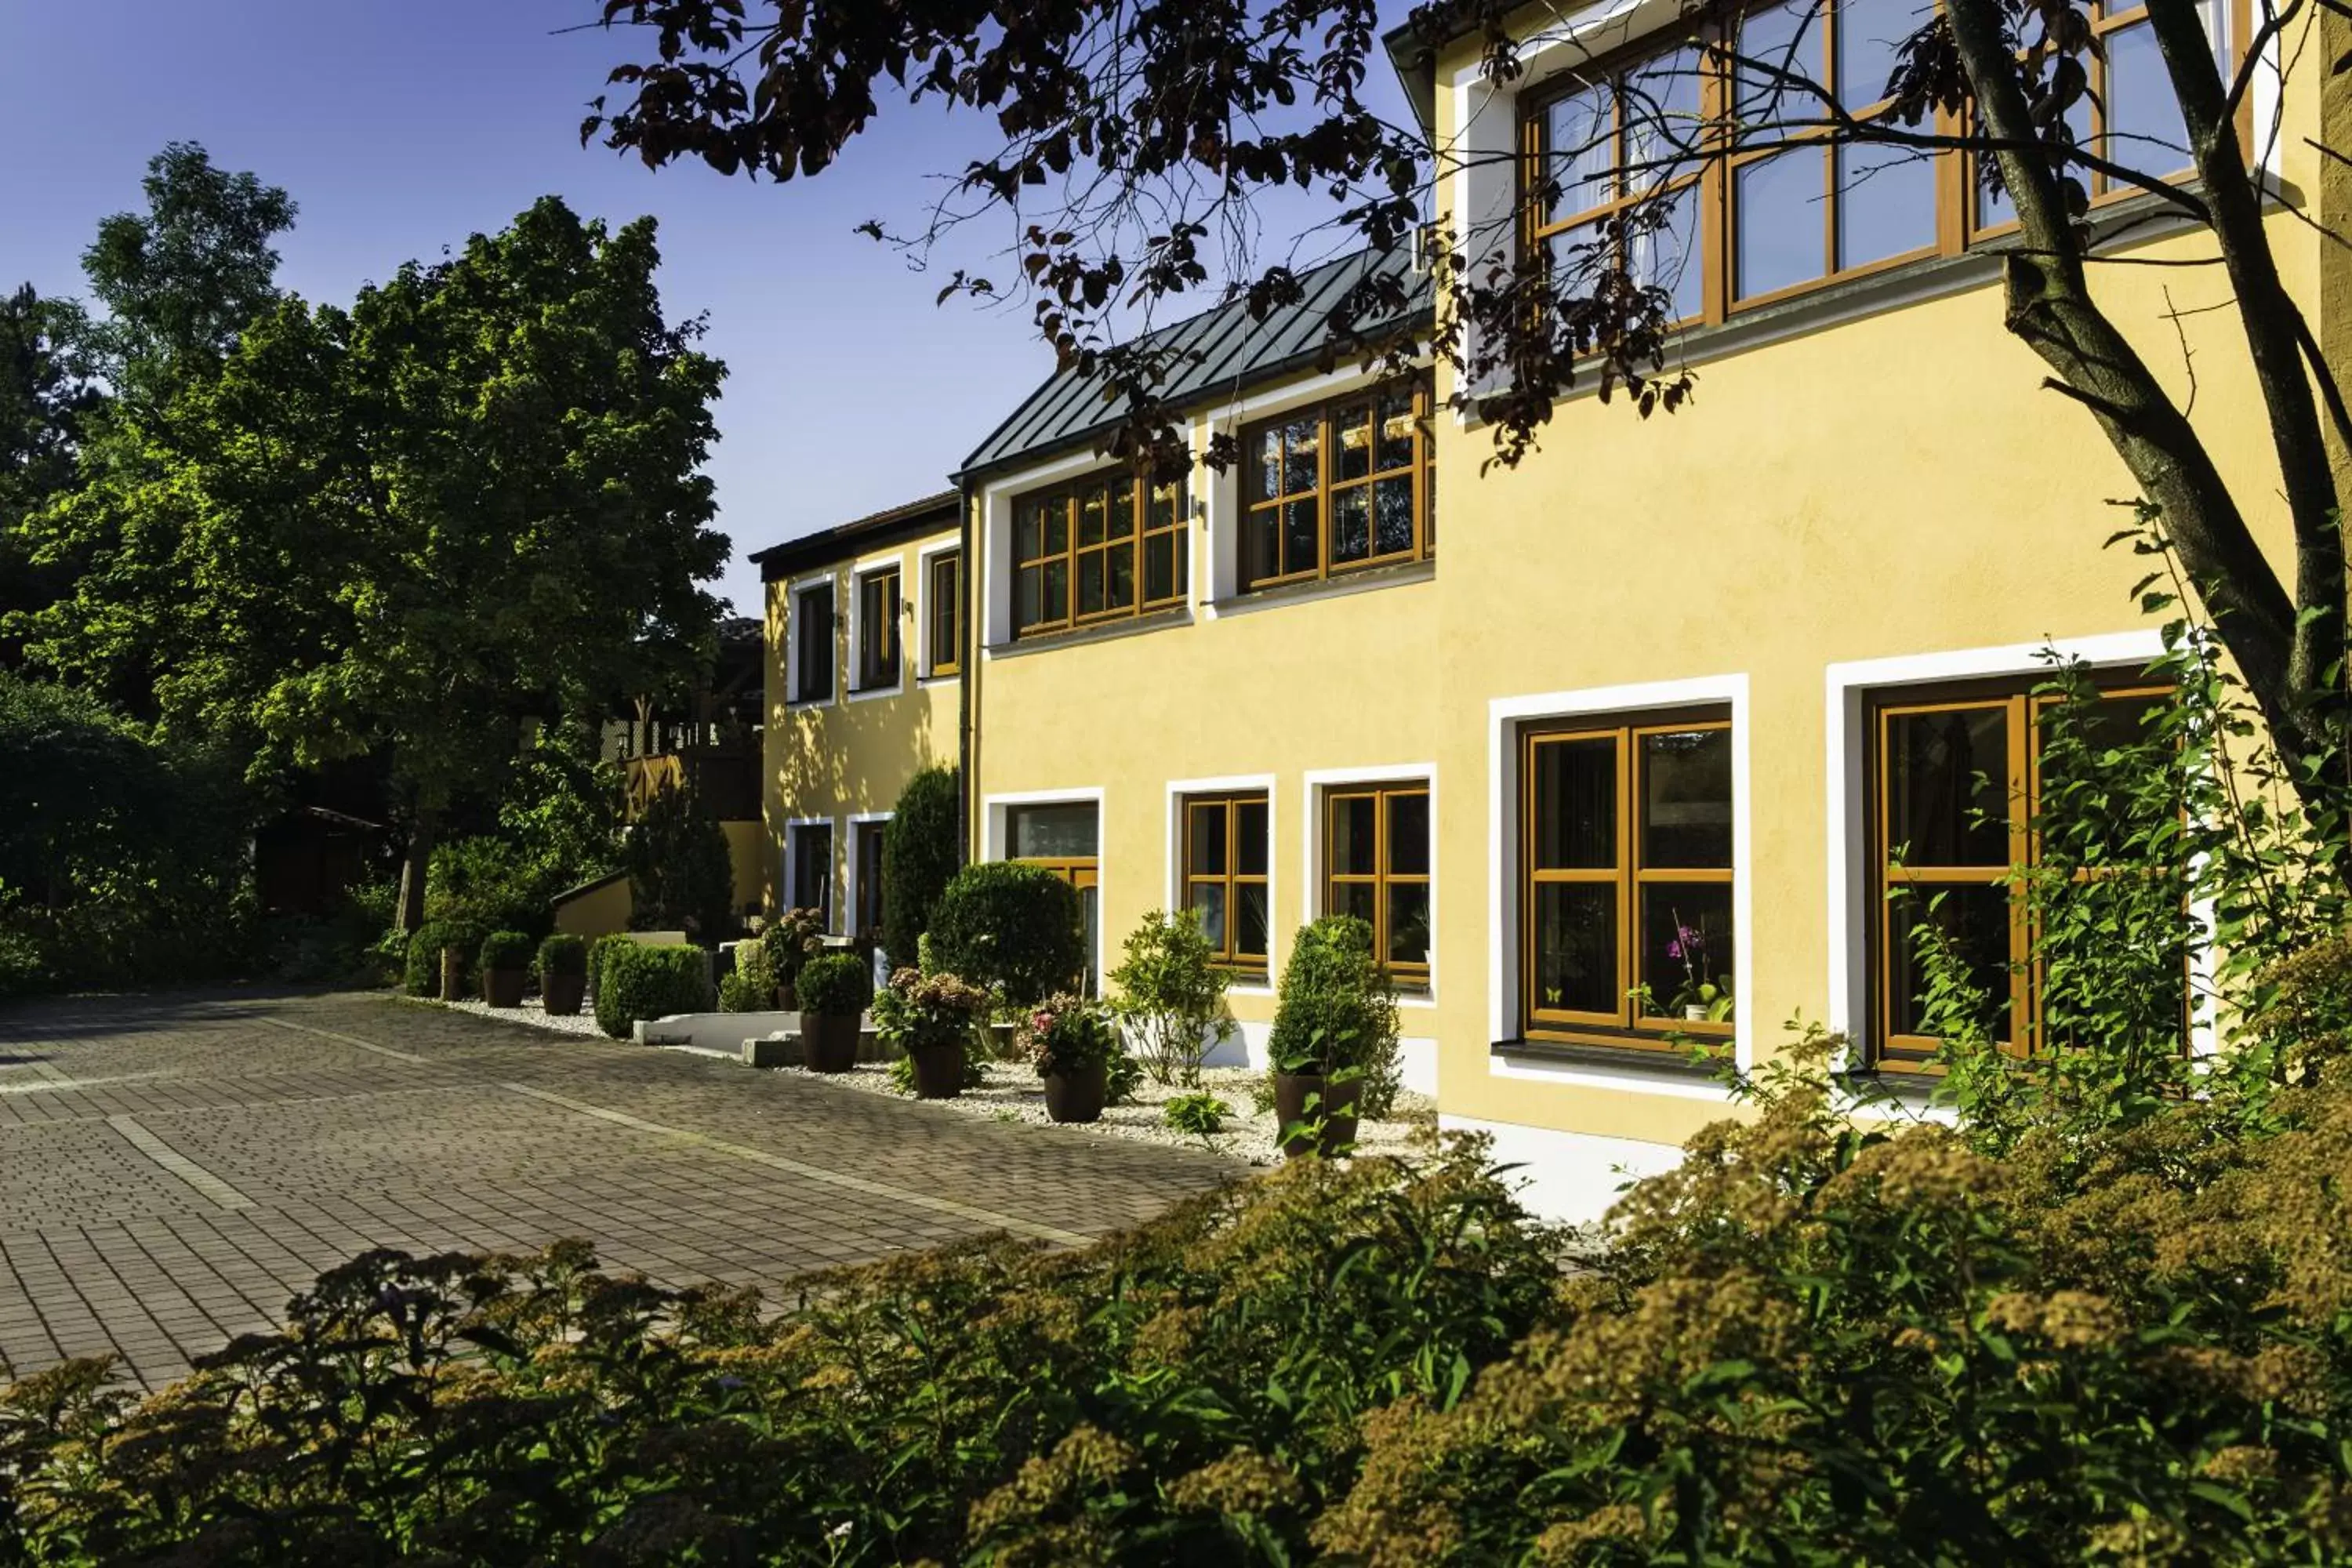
[586,933,630,998]
[881,764,961,968]
[1265,914,1402,1118]
[1109,908,1232,1086]
[927,862,1083,1007]
[759,911,822,997]
[0,920,45,1001]
[403,918,483,997]
[1017,991,1120,1076]
[623,780,735,940]
[536,933,586,978]
[426,837,559,940]
[593,943,708,1039]
[477,930,532,972]
[717,971,768,1013]
[797,952,873,1017]
[1161,1091,1230,1139]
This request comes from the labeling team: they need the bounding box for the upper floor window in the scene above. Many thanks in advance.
[1012,472,1187,638]
[1243,380,1436,592]
[927,549,962,677]
[791,579,834,705]
[855,564,901,691]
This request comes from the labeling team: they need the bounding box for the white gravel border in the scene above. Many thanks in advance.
[434,996,608,1038]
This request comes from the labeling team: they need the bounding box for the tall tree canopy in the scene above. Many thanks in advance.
[586,0,2351,797]
[0,284,102,661]
[13,197,729,928]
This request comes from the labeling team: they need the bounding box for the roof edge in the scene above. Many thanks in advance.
[751,489,963,582]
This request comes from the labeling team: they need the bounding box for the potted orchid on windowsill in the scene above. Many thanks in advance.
[1637,911,1734,1025]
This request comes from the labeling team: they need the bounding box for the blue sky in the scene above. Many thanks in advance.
[0,2,1417,615]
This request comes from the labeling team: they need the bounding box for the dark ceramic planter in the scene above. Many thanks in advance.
[1043,1061,1108,1123]
[909,1041,966,1099]
[439,949,465,1003]
[800,1011,861,1073]
[1273,1071,1363,1160]
[482,968,527,1009]
[542,972,586,1016]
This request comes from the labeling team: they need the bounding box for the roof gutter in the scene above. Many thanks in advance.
[956,475,977,875]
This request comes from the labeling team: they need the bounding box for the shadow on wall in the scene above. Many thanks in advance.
[766,686,947,906]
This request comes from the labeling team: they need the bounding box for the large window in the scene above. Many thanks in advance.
[1869,680,2172,1068]
[1521,711,1734,1051]
[788,820,834,927]
[1324,782,1431,986]
[1012,473,1187,638]
[1006,801,1102,993]
[851,818,887,942]
[791,579,834,705]
[855,564,901,691]
[1184,793,1270,975]
[1243,381,1436,592]
[1523,0,2226,323]
[926,550,961,677]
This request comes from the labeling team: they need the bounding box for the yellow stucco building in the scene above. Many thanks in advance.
[761,0,2336,1218]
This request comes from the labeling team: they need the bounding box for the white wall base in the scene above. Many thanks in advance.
[1438,1114,1684,1225]
[1198,1021,1437,1095]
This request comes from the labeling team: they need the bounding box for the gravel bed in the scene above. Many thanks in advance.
[434,996,608,1039]
[780,1058,1437,1167]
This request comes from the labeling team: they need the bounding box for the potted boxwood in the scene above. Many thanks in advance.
[1018,992,1119,1123]
[1265,915,1401,1160]
[539,934,588,1016]
[872,966,990,1099]
[796,951,873,1073]
[479,931,532,1007]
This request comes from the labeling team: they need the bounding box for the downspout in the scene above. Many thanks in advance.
[956,475,977,869]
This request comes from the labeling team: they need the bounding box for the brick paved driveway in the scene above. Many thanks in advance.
[0,991,1240,1390]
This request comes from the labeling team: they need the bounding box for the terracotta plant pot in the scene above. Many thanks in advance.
[908,1041,966,1100]
[439,949,465,1003]
[1043,1061,1108,1123]
[800,1011,860,1073]
[1273,1071,1363,1160]
[482,968,527,1009]
[542,972,586,1016]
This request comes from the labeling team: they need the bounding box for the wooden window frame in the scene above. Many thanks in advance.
[1240,378,1437,593]
[1865,677,2174,1070]
[1011,471,1187,640]
[927,549,962,677]
[790,579,835,706]
[1323,782,1432,989]
[854,564,902,691]
[1182,792,1272,975]
[1519,707,1735,1053]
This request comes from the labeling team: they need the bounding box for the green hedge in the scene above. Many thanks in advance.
[881,765,960,969]
[593,943,709,1040]
[926,861,1083,1007]
[402,919,483,997]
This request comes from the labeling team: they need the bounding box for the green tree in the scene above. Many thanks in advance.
[0,284,102,662]
[623,778,736,938]
[14,197,729,931]
[880,764,960,969]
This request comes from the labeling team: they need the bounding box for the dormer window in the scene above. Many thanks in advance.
[1241,378,1436,593]
[1011,471,1188,638]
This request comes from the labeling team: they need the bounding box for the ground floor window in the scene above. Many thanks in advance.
[851,818,887,943]
[1182,792,1269,975]
[1006,800,1101,993]
[1520,709,1733,1051]
[1323,781,1430,987]
[788,821,834,927]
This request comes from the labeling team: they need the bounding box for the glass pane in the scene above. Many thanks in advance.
[1009,803,1099,858]
[1837,142,1937,267]
[1189,802,1229,876]
[1335,403,1374,482]
[1374,477,1415,556]
[1077,550,1106,617]
[1388,790,1431,876]
[1171,528,1189,604]
[1330,879,1378,931]
[1386,883,1432,970]
[1534,735,1617,870]
[1283,497,1320,576]
[1886,706,2012,866]
[1533,883,1618,1014]
[1642,728,1733,868]
[1638,884,1736,1018]
[2104,21,2190,176]
[1015,503,1043,562]
[1041,559,1069,623]
[1142,531,1176,603]
[1079,486,1107,547]
[1890,883,2013,1038]
[1735,0,1820,125]
[1976,95,2090,227]
[1254,426,1283,502]
[1016,564,1044,630]
[1545,80,1618,220]
[1236,800,1269,876]
[1042,496,1069,554]
[1236,883,1269,960]
[1836,0,1915,109]
[1189,881,1228,951]
[1632,181,1704,321]
[1736,147,1828,299]
[1106,541,1136,611]
[1544,220,1607,292]
[1149,480,1181,532]
[1244,509,1280,585]
[1332,486,1372,564]
[1280,416,1320,495]
[1626,43,1705,179]
[2037,692,2171,864]
[1376,390,1416,472]
[1106,479,1135,539]
[1330,795,1377,876]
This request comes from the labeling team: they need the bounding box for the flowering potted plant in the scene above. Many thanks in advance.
[871,967,989,1098]
[1646,911,1734,1023]
[1018,992,1117,1123]
[760,907,828,1009]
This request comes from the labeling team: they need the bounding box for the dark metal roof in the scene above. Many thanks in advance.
[956,248,1433,481]
[750,489,962,582]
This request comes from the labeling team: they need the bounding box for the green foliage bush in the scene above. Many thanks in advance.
[623,780,735,940]
[477,930,531,972]
[1160,1091,1230,1139]
[0,919,43,1002]
[586,934,629,997]
[926,861,1083,1007]
[1265,914,1403,1118]
[760,908,824,998]
[1017,991,1120,1076]
[402,919,482,997]
[796,952,873,1017]
[535,933,586,978]
[881,764,960,968]
[592,942,707,1040]
[426,836,561,941]
[1109,908,1232,1086]
[717,971,767,1013]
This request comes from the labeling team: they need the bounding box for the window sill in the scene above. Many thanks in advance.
[1214,556,1434,618]
[1493,1036,1732,1083]
[785,695,835,711]
[846,679,906,703]
[988,604,1193,659]
[918,670,962,686]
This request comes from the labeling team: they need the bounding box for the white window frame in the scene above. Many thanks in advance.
[982,786,1108,994]
[845,810,893,940]
[783,815,838,931]
[785,571,839,709]
[1166,772,1279,995]
[1487,674,1751,1102]
[846,552,909,702]
[915,537,964,682]
[975,448,1200,653]
[1302,762,1439,1009]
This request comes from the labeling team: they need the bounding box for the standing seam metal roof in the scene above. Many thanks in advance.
[956,247,1432,481]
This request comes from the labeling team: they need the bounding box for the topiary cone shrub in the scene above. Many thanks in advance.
[593,942,710,1040]
[537,934,587,1016]
[880,764,960,970]
[926,861,1083,1007]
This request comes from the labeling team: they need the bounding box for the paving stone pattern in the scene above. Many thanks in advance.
[0,992,1240,1390]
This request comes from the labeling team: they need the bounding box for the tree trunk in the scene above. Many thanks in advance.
[397,806,437,934]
